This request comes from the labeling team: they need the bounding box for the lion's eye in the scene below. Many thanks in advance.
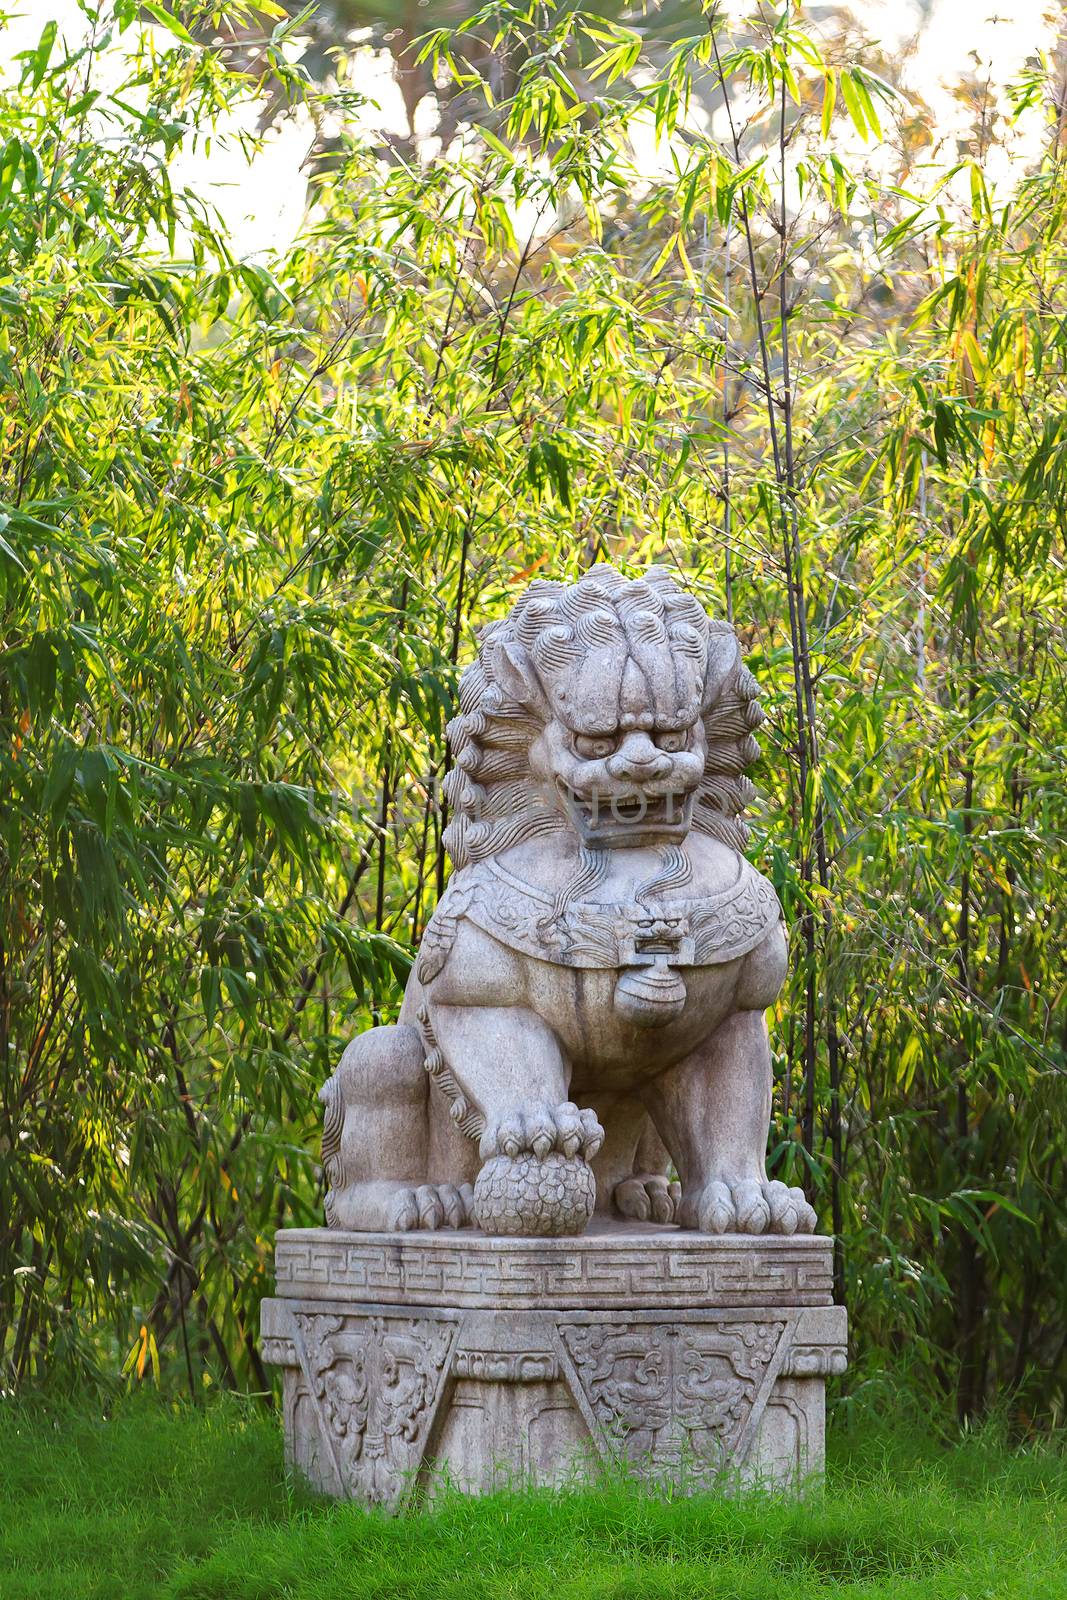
[574,733,618,760]
[655,730,688,754]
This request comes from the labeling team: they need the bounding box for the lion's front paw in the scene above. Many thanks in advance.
[678,1178,816,1236]
[479,1100,604,1162]
[613,1173,681,1224]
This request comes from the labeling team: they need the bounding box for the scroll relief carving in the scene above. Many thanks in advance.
[452,1349,560,1383]
[559,1320,786,1477]
[293,1312,455,1507]
[780,1343,848,1377]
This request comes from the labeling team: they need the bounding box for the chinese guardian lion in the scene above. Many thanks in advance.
[321,564,816,1239]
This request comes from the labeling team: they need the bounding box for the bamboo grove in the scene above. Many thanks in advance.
[0,1,1064,1423]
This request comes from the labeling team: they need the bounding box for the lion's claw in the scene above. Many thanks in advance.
[613,1173,681,1224]
[678,1177,816,1236]
[389,1181,474,1232]
[479,1101,604,1162]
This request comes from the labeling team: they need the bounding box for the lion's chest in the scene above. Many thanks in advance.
[453,855,780,973]
[413,853,782,1089]
[419,922,751,1089]
[527,960,746,1088]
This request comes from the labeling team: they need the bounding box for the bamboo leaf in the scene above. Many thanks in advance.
[140,3,195,44]
[840,70,868,140]
[821,70,837,140]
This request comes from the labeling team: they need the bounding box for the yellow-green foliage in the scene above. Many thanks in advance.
[0,1,1064,1421]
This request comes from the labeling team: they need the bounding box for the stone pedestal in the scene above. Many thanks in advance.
[261,1223,846,1508]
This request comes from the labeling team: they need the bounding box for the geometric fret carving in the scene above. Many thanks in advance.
[274,1228,834,1310]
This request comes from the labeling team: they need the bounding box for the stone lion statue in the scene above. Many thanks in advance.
[320,564,816,1238]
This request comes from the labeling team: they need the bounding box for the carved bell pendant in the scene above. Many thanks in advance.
[612,956,687,1028]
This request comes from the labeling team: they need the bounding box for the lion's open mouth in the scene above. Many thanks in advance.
[558,783,693,838]
[576,793,685,825]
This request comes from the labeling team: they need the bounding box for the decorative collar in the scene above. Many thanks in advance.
[448,854,782,971]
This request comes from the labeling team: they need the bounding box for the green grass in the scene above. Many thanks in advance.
[1,1395,1064,1599]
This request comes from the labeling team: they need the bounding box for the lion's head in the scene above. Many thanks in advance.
[442,565,764,868]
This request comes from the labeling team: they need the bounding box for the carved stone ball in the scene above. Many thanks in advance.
[473,1152,596,1237]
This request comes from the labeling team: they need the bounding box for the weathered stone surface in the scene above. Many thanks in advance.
[262,567,849,1504]
[317,565,817,1241]
[262,1227,847,1505]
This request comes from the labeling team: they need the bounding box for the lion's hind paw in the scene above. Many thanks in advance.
[613,1173,681,1224]
[326,1178,474,1232]
[389,1182,474,1232]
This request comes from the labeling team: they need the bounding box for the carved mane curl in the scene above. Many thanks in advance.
[441,564,764,868]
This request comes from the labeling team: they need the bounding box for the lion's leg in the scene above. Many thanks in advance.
[640,1008,816,1236]
[320,1024,473,1232]
[620,1118,680,1223]
[426,1004,604,1161]
[586,1096,678,1223]
[426,1079,481,1189]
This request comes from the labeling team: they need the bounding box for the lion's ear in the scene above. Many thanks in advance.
[491,637,549,713]
[702,625,741,710]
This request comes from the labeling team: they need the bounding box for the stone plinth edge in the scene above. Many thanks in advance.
[272,1224,834,1310]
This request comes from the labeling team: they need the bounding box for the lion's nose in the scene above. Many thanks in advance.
[607,734,671,782]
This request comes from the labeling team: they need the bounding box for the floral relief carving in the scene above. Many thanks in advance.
[560,1320,785,1477]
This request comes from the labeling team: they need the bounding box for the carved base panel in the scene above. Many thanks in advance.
[262,1230,846,1509]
